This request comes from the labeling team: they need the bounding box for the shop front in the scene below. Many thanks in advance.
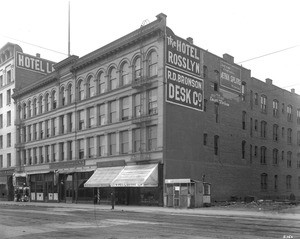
[0,169,14,201]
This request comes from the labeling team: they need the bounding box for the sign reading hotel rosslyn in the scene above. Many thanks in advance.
[16,52,55,74]
[220,61,241,93]
[166,28,204,111]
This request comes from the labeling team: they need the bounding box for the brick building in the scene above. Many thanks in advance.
[12,13,300,206]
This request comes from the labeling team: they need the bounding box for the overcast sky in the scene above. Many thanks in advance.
[1,0,299,94]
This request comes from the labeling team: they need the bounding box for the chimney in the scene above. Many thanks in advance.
[291,88,295,94]
[265,78,273,85]
[186,37,193,44]
[156,13,167,21]
[36,53,41,58]
[223,53,234,63]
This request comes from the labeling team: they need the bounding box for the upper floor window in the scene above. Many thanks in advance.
[287,151,292,167]
[287,128,292,144]
[254,93,258,105]
[273,124,278,141]
[286,175,292,190]
[297,109,300,125]
[148,88,158,115]
[22,102,27,119]
[77,80,84,101]
[33,98,37,116]
[287,105,292,121]
[261,173,268,190]
[272,100,279,117]
[133,57,142,81]
[147,51,158,77]
[0,93,2,108]
[134,94,141,117]
[214,135,219,156]
[260,121,267,138]
[87,75,95,98]
[67,84,73,104]
[108,67,117,91]
[260,95,267,113]
[109,101,117,123]
[121,97,129,120]
[39,95,43,114]
[87,107,95,128]
[120,130,129,154]
[98,72,106,94]
[147,125,157,151]
[260,146,267,164]
[7,70,11,84]
[52,90,57,110]
[7,111,11,126]
[120,62,130,86]
[60,87,65,106]
[109,133,116,155]
[0,75,3,87]
[214,103,219,123]
[241,82,246,101]
[273,149,278,165]
[98,104,105,125]
[242,111,246,130]
[7,89,11,105]
[78,110,85,130]
[203,65,208,78]
[27,100,32,118]
[242,140,246,159]
[45,93,50,112]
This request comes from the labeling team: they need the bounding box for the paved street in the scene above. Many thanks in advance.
[0,202,300,239]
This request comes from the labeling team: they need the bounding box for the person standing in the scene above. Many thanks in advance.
[111,191,115,210]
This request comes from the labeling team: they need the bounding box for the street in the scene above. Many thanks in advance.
[0,202,300,239]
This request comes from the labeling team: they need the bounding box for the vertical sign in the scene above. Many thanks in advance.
[165,28,204,111]
[220,61,242,93]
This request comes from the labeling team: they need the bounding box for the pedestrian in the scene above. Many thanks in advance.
[111,191,115,210]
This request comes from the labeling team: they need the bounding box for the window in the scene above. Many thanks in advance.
[203,99,207,112]
[78,80,84,101]
[109,101,117,123]
[260,121,267,138]
[286,175,292,190]
[98,72,106,94]
[214,70,219,91]
[148,89,158,115]
[203,65,207,78]
[87,107,95,128]
[281,150,285,161]
[133,57,142,81]
[214,103,219,123]
[51,144,56,162]
[7,70,11,83]
[242,111,246,130]
[88,137,94,158]
[147,126,157,151]
[254,119,258,131]
[273,100,278,117]
[7,89,11,105]
[33,124,37,140]
[298,131,300,145]
[59,143,64,161]
[0,114,3,128]
[274,175,278,191]
[250,144,253,164]
[0,155,2,168]
[287,128,292,144]
[87,75,95,98]
[109,67,117,90]
[78,110,85,130]
[203,133,207,146]
[254,146,258,157]
[254,93,258,105]
[27,100,32,118]
[7,133,11,147]
[0,75,2,87]
[60,115,64,134]
[45,93,50,112]
[7,153,11,167]
[67,113,73,132]
[0,135,2,149]
[261,173,268,190]
[60,87,65,106]
[120,62,130,86]
[133,128,141,152]
[121,97,129,120]
[98,104,105,125]
[297,109,300,125]
[273,149,278,165]
[33,98,37,116]
[260,146,267,164]
[78,139,84,159]
[52,91,57,110]
[261,95,267,113]
[287,151,292,168]
[39,122,43,139]
[0,93,2,107]
[39,95,43,114]
[45,145,50,163]
[242,140,246,159]
[241,82,246,101]
[214,135,219,156]
[109,133,116,155]
[282,127,285,139]
[120,131,129,154]
[134,94,141,117]
[67,84,73,104]
[282,103,285,114]
[51,118,57,136]
[147,51,158,77]
[287,105,292,121]
[67,141,72,160]
[7,111,11,126]
[28,125,31,141]
[213,82,218,91]
[98,135,105,156]
[273,124,278,141]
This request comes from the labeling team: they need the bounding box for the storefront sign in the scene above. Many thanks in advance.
[49,160,85,170]
[220,61,241,93]
[166,67,203,111]
[0,169,14,176]
[16,51,55,74]
[209,93,230,107]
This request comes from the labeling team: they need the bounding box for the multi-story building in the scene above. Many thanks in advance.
[12,13,300,206]
[0,43,55,201]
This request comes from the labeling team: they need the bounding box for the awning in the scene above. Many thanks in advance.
[14,172,27,177]
[111,164,158,187]
[165,178,197,184]
[26,170,50,175]
[84,166,124,188]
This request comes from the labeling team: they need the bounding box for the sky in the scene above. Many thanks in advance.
[1,0,299,95]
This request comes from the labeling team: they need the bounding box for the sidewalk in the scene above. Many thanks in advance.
[0,200,299,220]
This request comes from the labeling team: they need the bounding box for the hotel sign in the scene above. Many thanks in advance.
[16,52,55,74]
[220,61,241,93]
[166,28,204,111]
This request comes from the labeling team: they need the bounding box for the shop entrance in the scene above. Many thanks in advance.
[65,174,74,203]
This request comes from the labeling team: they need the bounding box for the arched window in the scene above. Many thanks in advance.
[260,121,267,138]
[287,105,292,121]
[67,84,73,104]
[87,75,95,98]
[39,95,43,114]
[27,100,32,118]
[60,87,65,106]
[261,173,268,190]
[109,67,117,90]
[97,71,106,94]
[147,51,158,77]
[273,149,278,165]
[45,93,50,112]
[287,128,292,144]
[120,62,130,86]
[286,175,292,190]
[22,102,27,119]
[273,100,279,117]
[287,151,292,167]
[261,95,267,113]
[133,56,142,81]
[52,90,57,109]
[33,98,37,116]
[260,146,267,164]
[77,80,84,101]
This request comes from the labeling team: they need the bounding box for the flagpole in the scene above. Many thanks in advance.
[68,1,70,56]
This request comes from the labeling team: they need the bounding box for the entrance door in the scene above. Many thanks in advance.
[65,175,73,203]
[173,186,180,207]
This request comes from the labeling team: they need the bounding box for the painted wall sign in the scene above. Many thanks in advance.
[166,67,203,111]
[220,61,241,93]
[16,51,55,74]
[209,93,230,107]
[166,28,201,76]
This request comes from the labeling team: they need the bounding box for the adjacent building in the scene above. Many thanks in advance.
[11,13,300,206]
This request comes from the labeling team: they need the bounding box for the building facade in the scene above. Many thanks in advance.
[12,13,300,206]
[0,43,55,201]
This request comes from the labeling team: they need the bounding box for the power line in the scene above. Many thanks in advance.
[0,34,68,56]
[237,45,299,64]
